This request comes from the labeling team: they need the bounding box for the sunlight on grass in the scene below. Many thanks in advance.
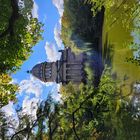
[103,0,140,95]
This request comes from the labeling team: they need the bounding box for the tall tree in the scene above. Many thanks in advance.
[0,0,43,73]
[0,73,18,108]
[61,0,104,52]
[9,68,140,140]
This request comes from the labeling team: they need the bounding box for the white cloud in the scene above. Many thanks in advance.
[45,42,61,62]
[52,0,64,17]
[45,82,55,87]
[52,92,62,102]
[50,83,62,102]
[19,76,61,119]
[2,102,16,117]
[1,102,19,136]
[52,0,64,50]
[54,24,63,48]
[22,97,39,120]
[32,0,39,18]
[19,75,43,98]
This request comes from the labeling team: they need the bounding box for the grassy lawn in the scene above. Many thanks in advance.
[103,0,140,95]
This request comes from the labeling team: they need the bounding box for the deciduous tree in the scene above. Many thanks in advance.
[0,0,43,73]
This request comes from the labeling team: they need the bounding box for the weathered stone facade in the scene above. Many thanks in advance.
[30,48,86,85]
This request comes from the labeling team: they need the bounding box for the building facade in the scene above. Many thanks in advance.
[29,48,86,85]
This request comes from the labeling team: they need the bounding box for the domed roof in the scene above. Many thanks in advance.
[29,62,57,83]
[31,62,46,82]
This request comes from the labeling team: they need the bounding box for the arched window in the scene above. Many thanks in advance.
[46,68,51,72]
[49,71,51,77]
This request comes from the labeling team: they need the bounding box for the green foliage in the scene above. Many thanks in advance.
[0,0,12,32]
[85,0,114,16]
[41,68,132,139]
[7,69,140,139]
[84,62,94,83]
[86,0,139,32]
[0,0,43,107]
[99,0,140,84]
[0,74,18,108]
[0,0,43,73]
[102,34,114,66]
[61,0,104,53]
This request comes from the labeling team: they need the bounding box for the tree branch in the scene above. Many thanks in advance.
[111,0,128,15]
[71,89,98,140]
[72,112,80,140]
[10,128,28,140]
[10,112,46,140]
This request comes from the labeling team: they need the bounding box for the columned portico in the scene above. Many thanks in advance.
[29,48,86,85]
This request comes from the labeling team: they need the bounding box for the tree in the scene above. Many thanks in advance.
[0,73,18,108]
[61,0,104,53]
[7,68,140,140]
[58,68,140,140]
[0,0,43,73]
[10,95,60,140]
[0,0,43,108]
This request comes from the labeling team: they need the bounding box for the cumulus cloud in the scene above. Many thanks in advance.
[52,0,64,17]
[49,83,62,102]
[52,0,64,49]
[54,24,63,48]
[52,92,62,102]
[45,82,55,87]
[32,0,39,18]
[45,42,61,62]
[22,97,39,120]
[1,102,19,136]
[19,75,43,119]
[19,75,61,119]
[2,102,16,116]
[19,75,43,98]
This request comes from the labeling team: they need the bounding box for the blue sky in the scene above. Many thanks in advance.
[1,0,140,130]
[13,0,61,81]
[1,0,140,135]
[3,0,64,117]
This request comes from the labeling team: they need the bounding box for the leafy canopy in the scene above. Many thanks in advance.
[0,73,18,108]
[0,0,43,73]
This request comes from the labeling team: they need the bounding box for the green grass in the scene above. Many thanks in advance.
[103,0,140,95]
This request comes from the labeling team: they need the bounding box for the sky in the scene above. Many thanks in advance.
[2,0,64,119]
[2,0,140,124]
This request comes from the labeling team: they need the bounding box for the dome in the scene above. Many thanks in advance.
[30,62,57,82]
[31,62,46,82]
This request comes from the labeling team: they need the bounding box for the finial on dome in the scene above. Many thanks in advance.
[27,70,31,74]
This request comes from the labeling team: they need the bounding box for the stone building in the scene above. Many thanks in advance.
[29,48,86,85]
